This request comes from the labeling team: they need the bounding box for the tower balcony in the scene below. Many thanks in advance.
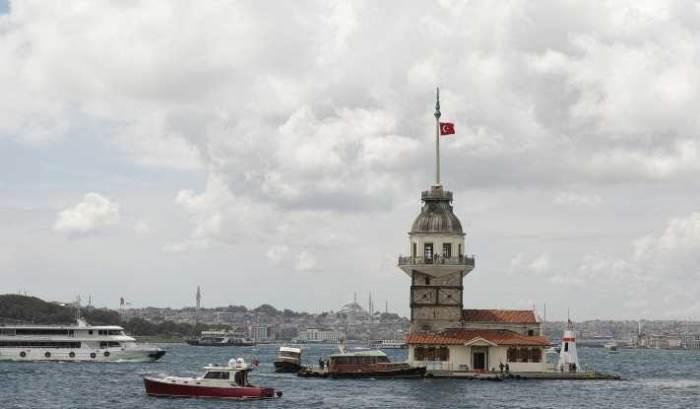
[398,255,475,277]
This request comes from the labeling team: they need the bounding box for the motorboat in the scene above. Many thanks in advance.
[273,346,303,373]
[0,318,165,362]
[299,346,425,378]
[186,330,255,346]
[144,357,282,400]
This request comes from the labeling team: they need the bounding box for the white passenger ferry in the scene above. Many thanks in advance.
[0,319,165,362]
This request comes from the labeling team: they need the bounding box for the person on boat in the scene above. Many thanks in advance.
[499,362,504,373]
[319,358,324,370]
[505,363,510,373]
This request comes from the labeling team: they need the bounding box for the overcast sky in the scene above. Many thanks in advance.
[3,1,700,320]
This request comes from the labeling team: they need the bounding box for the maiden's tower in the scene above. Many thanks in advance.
[398,88,475,334]
[398,89,549,373]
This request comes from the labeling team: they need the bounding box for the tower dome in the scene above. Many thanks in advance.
[410,185,463,235]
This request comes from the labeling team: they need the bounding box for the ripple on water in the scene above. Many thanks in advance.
[2,345,700,409]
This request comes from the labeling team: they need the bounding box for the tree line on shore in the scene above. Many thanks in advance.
[0,294,202,336]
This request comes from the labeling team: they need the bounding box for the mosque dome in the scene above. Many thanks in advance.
[410,186,463,235]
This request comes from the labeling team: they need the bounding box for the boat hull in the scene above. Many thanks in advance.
[186,340,255,347]
[0,348,165,362]
[143,377,277,400]
[273,360,301,373]
[329,366,426,379]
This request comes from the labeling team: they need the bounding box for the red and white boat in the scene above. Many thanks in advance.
[144,358,282,400]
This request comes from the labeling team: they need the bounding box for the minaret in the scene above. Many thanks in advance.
[398,88,475,334]
[557,319,580,372]
[195,286,201,327]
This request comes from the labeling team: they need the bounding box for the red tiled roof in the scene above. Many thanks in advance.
[462,309,538,323]
[406,329,549,347]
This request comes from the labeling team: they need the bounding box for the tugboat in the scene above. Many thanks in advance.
[143,357,282,400]
[186,330,255,347]
[273,346,303,373]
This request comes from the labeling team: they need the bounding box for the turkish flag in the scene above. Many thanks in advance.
[440,122,455,136]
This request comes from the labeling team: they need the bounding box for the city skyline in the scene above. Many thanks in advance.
[3,1,700,320]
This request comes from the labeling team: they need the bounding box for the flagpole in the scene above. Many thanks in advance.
[434,87,441,186]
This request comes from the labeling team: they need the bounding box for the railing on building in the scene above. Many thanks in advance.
[421,190,453,201]
[398,255,475,267]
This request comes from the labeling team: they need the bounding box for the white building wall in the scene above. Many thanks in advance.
[409,233,465,258]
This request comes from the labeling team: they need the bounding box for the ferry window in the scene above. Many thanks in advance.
[88,330,93,335]
[0,329,15,336]
[100,342,121,348]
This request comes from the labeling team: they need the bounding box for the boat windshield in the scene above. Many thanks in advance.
[203,371,230,379]
[279,351,300,358]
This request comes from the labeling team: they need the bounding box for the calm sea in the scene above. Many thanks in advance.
[1,344,699,408]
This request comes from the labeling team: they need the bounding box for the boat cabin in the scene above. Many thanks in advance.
[328,349,391,371]
[200,358,252,386]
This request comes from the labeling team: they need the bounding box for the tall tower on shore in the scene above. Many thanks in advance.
[398,88,475,334]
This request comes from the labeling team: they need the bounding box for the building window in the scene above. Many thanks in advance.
[412,243,417,257]
[414,346,449,361]
[458,244,462,257]
[507,347,517,362]
[424,243,433,260]
[442,243,451,258]
[528,329,534,336]
[531,348,542,363]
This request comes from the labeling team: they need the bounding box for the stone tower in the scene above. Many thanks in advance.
[397,89,475,334]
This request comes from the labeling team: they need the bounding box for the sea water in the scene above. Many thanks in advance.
[1,344,699,408]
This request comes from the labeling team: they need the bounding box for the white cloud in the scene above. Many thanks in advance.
[553,192,602,207]
[53,193,119,236]
[295,250,320,272]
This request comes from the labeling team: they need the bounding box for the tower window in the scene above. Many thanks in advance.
[442,243,452,258]
[412,243,417,258]
[458,244,462,257]
[424,243,433,260]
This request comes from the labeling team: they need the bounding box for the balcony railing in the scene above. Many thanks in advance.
[398,255,475,266]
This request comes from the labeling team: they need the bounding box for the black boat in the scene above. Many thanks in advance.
[273,346,303,373]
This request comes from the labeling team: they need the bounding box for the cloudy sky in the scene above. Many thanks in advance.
[2,0,700,320]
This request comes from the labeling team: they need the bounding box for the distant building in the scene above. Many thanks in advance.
[295,328,342,343]
[248,324,274,342]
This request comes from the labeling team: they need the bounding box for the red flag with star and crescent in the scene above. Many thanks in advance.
[440,122,455,136]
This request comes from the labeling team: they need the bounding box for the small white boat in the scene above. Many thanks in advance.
[273,346,303,373]
[603,342,618,352]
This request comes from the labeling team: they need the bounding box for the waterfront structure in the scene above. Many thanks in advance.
[398,89,549,372]
[295,328,342,343]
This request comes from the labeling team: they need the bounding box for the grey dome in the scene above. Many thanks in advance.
[410,186,463,234]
